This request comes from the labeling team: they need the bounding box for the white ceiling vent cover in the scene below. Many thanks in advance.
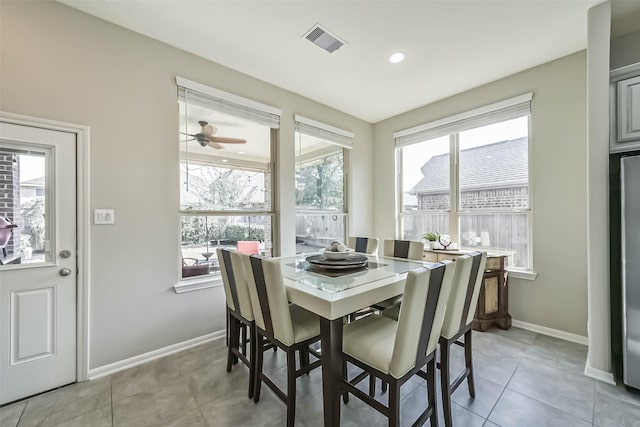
[303,24,346,53]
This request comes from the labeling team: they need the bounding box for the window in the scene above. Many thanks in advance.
[294,116,352,254]
[177,78,279,280]
[0,148,48,264]
[396,94,532,271]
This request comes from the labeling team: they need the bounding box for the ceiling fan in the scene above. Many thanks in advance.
[182,120,246,149]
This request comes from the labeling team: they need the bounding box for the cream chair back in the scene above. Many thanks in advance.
[347,237,379,255]
[383,239,424,261]
[249,255,297,346]
[218,248,254,321]
[424,260,455,356]
[228,250,255,321]
[465,252,487,326]
[440,252,486,339]
[389,260,455,378]
[217,248,237,312]
[241,252,265,330]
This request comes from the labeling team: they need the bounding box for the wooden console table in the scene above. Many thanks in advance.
[423,250,510,331]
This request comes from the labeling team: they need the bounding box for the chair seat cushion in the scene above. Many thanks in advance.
[290,304,320,344]
[343,314,397,374]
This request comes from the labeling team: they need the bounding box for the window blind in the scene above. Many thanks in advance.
[394,93,532,146]
[294,115,354,149]
[176,77,280,129]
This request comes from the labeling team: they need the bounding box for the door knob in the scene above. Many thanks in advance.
[59,268,72,277]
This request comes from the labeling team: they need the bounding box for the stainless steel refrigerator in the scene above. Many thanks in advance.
[621,154,640,390]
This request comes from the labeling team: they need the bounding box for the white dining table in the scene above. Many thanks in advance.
[275,253,433,427]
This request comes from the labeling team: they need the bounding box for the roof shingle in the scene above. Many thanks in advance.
[409,137,528,195]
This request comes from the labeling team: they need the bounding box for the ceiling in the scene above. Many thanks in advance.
[60,0,640,123]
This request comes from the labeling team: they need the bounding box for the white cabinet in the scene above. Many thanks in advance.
[611,65,640,153]
[618,76,640,143]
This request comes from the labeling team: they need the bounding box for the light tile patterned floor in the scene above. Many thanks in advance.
[2,327,640,426]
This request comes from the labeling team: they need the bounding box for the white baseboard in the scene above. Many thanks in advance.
[584,364,616,384]
[88,330,225,380]
[511,319,588,345]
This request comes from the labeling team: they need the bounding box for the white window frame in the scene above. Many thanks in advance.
[395,94,536,279]
[175,78,280,293]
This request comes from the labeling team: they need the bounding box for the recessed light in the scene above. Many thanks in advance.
[388,52,405,64]
[238,151,245,154]
[222,159,228,163]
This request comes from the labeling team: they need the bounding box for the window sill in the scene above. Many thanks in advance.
[507,269,537,281]
[174,276,223,294]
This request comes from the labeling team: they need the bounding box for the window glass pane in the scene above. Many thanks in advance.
[180,214,272,279]
[459,116,529,210]
[295,133,344,212]
[181,163,268,211]
[459,212,529,270]
[179,103,272,211]
[295,213,346,254]
[401,135,449,211]
[0,149,49,265]
[402,213,449,242]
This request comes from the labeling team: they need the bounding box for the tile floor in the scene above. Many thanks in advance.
[2,327,640,426]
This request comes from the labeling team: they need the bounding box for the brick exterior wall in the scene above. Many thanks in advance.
[417,185,529,210]
[0,153,20,257]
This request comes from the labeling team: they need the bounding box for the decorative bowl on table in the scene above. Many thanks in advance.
[323,249,353,260]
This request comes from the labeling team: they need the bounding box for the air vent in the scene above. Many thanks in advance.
[303,24,346,53]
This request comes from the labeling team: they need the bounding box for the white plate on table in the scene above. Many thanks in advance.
[323,249,353,260]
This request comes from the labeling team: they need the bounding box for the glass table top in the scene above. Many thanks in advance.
[278,253,431,293]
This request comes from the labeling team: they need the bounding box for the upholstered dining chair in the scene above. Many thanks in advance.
[346,236,380,322]
[363,239,427,395]
[341,261,455,427]
[383,239,424,261]
[370,239,425,314]
[244,254,322,427]
[438,251,486,427]
[218,248,256,398]
[347,236,379,255]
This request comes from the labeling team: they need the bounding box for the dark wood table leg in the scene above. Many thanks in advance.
[320,317,343,427]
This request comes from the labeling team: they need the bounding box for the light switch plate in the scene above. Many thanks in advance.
[94,209,115,225]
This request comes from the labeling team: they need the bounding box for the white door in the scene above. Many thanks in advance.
[0,121,77,404]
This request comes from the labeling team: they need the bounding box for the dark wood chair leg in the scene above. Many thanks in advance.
[225,308,229,347]
[440,340,452,427]
[389,379,401,427]
[254,333,264,403]
[241,323,247,357]
[300,347,310,374]
[248,325,256,399]
[369,374,376,397]
[427,358,439,427]
[464,329,476,398]
[227,317,238,373]
[286,348,297,427]
[342,361,349,404]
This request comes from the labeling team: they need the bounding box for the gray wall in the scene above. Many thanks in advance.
[611,29,640,70]
[373,52,589,336]
[0,1,373,369]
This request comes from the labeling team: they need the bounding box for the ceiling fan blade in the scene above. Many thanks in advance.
[179,131,195,137]
[211,136,247,144]
[207,141,224,149]
[202,124,217,137]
